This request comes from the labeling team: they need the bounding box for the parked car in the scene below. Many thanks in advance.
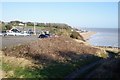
[0,31,7,36]
[28,29,34,34]
[38,33,51,38]
[0,33,3,36]
[6,32,21,36]
[38,30,50,38]
[6,32,30,36]
[20,32,30,36]
[38,34,48,38]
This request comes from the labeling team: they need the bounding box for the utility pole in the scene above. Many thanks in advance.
[23,22,26,32]
[34,22,36,35]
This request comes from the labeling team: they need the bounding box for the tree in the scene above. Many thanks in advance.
[0,21,6,30]
[9,20,21,26]
[26,22,34,26]
[5,24,12,30]
[36,23,46,27]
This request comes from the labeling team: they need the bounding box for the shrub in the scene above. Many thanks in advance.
[70,31,85,41]
[5,24,12,30]
[49,28,71,36]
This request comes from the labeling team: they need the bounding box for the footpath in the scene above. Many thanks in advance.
[64,59,105,80]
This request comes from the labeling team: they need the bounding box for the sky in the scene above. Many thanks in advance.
[0,2,118,28]
[1,0,119,2]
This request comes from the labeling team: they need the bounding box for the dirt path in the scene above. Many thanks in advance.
[64,48,119,80]
[64,59,105,80]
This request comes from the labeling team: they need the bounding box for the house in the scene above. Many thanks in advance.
[18,23,24,26]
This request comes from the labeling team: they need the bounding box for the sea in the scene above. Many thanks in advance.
[80,28,119,48]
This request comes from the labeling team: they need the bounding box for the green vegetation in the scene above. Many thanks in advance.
[2,36,106,78]
[49,28,71,36]
[2,55,100,78]
[1,20,74,37]
[3,49,119,78]
[99,53,108,58]
[1,20,115,78]
[0,20,86,41]
[26,25,72,36]
[4,24,12,30]
[70,31,85,41]
[2,62,42,78]
[1,20,72,30]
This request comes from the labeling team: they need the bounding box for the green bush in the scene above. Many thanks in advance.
[70,31,85,41]
[5,24,12,30]
[49,28,71,36]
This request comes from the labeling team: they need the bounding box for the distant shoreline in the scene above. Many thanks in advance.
[80,31,96,41]
[96,46,120,49]
[79,31,119,49]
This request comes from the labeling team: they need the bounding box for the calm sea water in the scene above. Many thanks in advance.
[80,28,119,47]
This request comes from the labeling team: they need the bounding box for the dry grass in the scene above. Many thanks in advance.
[3,36,104,64]
[2,36,107,78]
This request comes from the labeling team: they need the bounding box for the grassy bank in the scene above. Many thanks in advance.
[2,37,105,78]
[77,48,120,79]
[2,54,101,78]
[27,26,72,36]
[2,49,119,78]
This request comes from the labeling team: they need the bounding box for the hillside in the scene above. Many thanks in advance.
[3,36,106,61]
[2,36,107,78]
